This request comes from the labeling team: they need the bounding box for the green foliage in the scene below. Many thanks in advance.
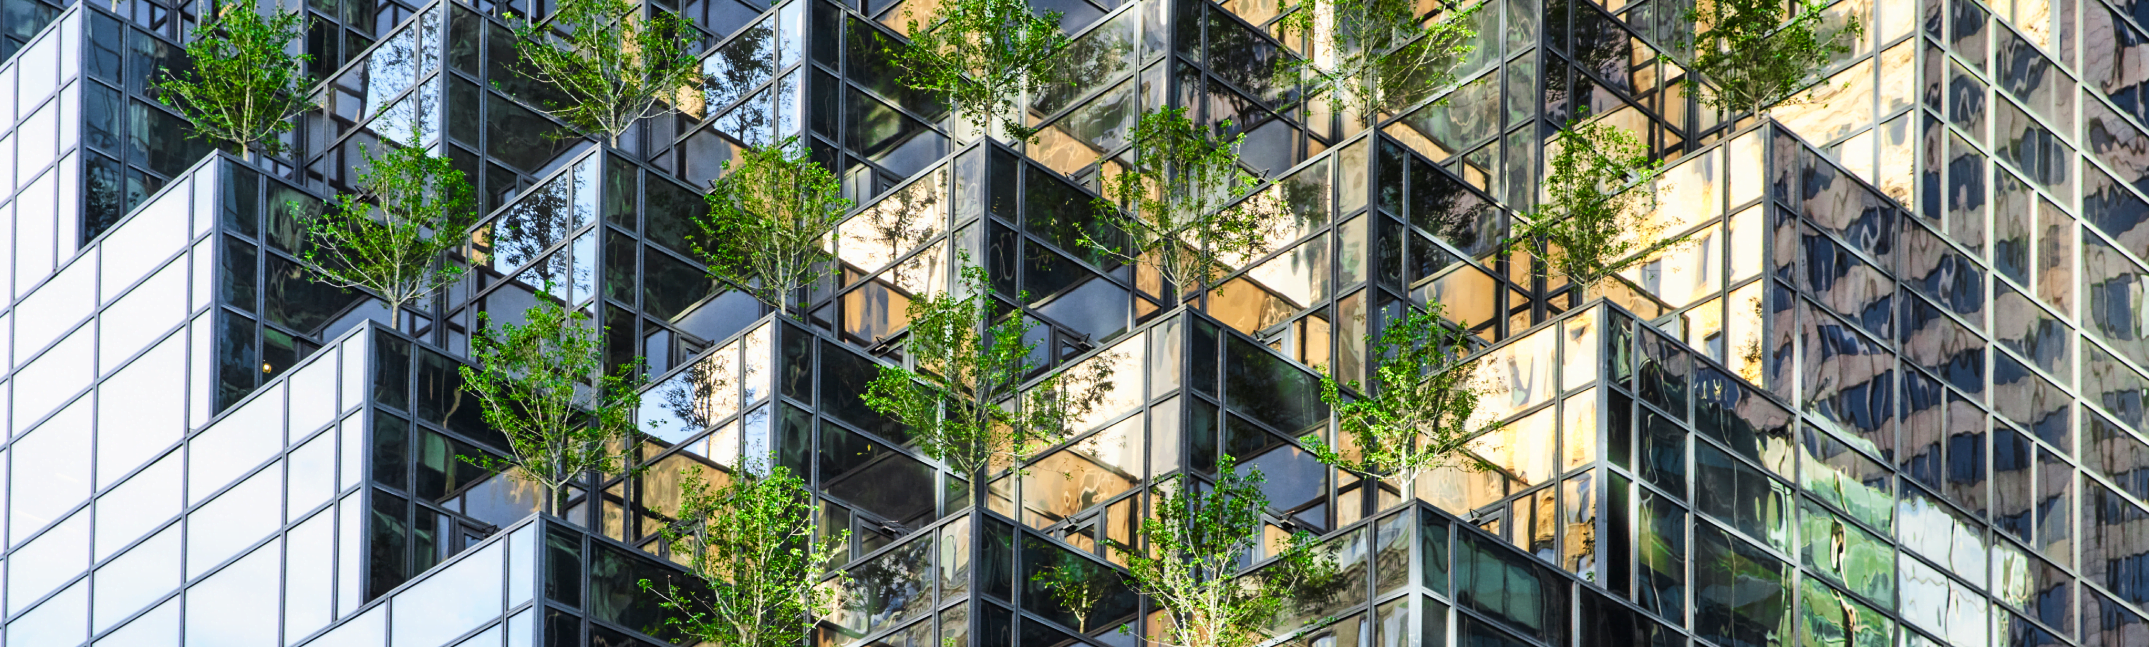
[1306,306,1489,488]
[894,0,1069,142]
[643,466,848,647]
[1030,551,1122,633]
[459,299,645,511]
[296,144,477,328]
[1113,457,1336,647]
[1685,0,1860,116]
[1507,117,1683,288]
[1085,107,1279,302]
[154,3,313,157]
[861,264,1114,483]
[692,138,852,317]
[506,0,703,146]
[1275,0,1480,125]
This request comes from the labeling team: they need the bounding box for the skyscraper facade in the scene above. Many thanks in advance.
[0,0,2144,644]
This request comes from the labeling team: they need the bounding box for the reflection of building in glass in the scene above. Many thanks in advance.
[0,0,2145,645]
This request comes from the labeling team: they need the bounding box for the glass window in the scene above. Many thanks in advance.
[97,332,186,487]
[10,396,92,542]
[286,510,335,640]
[1899,556,1987,646]
[99,179,189,303]
[94,596,177,647]
[16,254,95,359]
[1697,443,1791,551]
[188,384,286,505]
[392,542,505,647]
[185,462,284,578]
[290,429,338,517]
[2082,477,2150,607]
[92,524,179,633]
[94,451,180,561]
[184,538,282,647]
[1454,530,1565,642]
[288,354,339,436]
[7,509,88,615]
[7,579,87,647]
[97,260,186,376]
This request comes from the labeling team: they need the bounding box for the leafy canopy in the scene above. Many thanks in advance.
[862,264,1113,483]
[296,144,478,328]
[1306,305,1489,487]
[1685,0,1860,116]
[692,138,852,317]
[155,3,314,157]
[1086,107,1279,302]
[895,0,1070,142]
[1113,457,1336,647]
[643,466,847,647]
[1276,0,1480,125]
[506,0,703,146]
[459,298,645,511]
[1030,550,1124,634]
[1506,116,1683,288]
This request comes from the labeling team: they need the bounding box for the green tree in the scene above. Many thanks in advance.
[1113,457,1335,647]
[1685,0,1861,118]
[295,144,477,329]
[506,0,703,147]
[459,299,645,512]
[895,0,1070,142]
[1276,0,1480,126]
[1305,306,1489,492]
[154,2,313,158]
[643,466,848,647]
[692,138,852,317]
[862,264,1114,489]
[1084,107,1279,304]
[1506,116,1683,289]
[1031,551,1122,634]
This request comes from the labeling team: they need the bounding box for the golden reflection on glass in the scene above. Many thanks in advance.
[1652,150,1720,232]
[1473,406,1556,486]
[1104,497,1138,566]
[889,240,949,296]
[1729,205,1765,283]
[1730,129,1765,206]
[1772,59,1876,145]
[1417,461,1507,516]
[1879,40,1917,114]
[836,168,947,272]
[1562,392,1598,471]
[1835,128,1878,184]
[1473,323,1557,427]
[1414,264,1498,337]
[1060,334,1144,432]
[1880,0,1919,41]
[743,323,773,404]
[1685,296,1726,364]
[1337,291,1367,383]
[1021,415,1142,528]
[1148,397,1181,475]
[939,517,970,596]
[639,451,729,520]
[1337,138,1369,214]
[1877,112,1917,206]
[1301,312,1332,372]
[1338,216,1367,287]
[1621,224,1721,308]
[1729,280,1767,384]
[1512,487,1557,558]
[1245,233,1332,308]
[1561,472,1595,577]
[1560,308,1599,392]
